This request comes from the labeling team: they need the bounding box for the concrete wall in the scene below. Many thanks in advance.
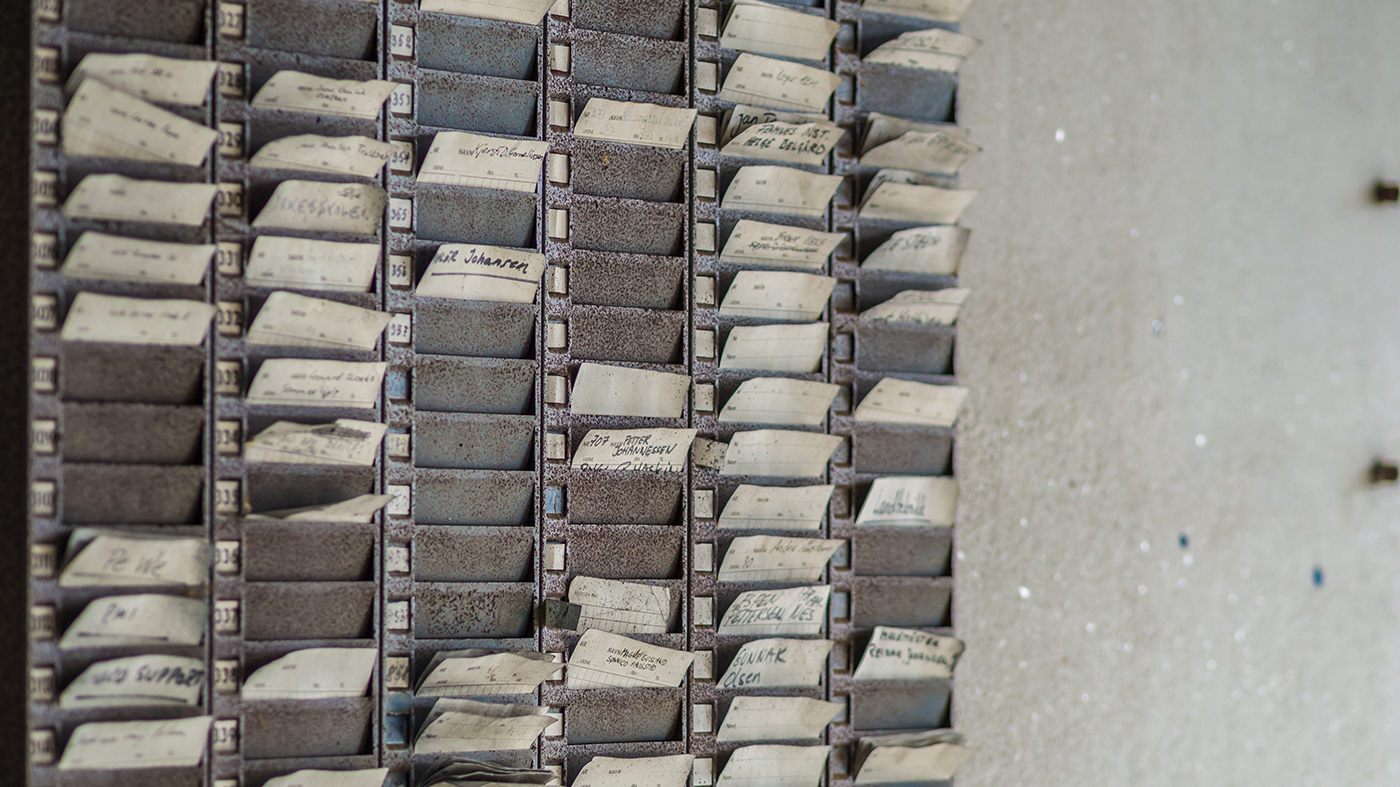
[953,1,1400,783]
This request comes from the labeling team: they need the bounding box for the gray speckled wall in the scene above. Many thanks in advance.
[952,1,1400,783]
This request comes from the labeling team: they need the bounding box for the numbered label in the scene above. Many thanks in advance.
[215,420,241,455]
[32,357,57,393]
[389,24,414,58]
[217,122,245,159]
[389,83,413,116]
[32,109,58,146]
[216,182,244,218]
[387,313,412,345]
[214,540,241,575]
[215,360,242,396]
[29,730,56,765]
[31,232,57,269]
[385,600,410,631]
[216,301,243,338]
[389,139,413,174]
[29,667,56,702]
[385,544,410,574]
[35,0,60,22]
[214,479,241,515]
[388,197,412,230]
[31,480,55,516]
[212,718,239,755]
[385,432,410,459]
[32,170,58,207]
[216,241,242,277]
[217,62,246,99]
[32,294,58,331]
[33,46,59,83]
[219,3,245,38]
[29,605,55,641]
[387,484,411,516]
[214,599,240,634]
[385,656,411,690]
[30,544,57,579]
[31,418,56,455]
[387,254,412,288]
[212,659,240,693]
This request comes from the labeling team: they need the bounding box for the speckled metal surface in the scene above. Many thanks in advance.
[23,0,969,783]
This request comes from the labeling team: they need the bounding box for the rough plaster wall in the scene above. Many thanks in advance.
[952,1,1400,783]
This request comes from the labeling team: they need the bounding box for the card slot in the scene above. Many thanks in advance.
[855,267,959,307]
[567,470,683,526]
[418,13,538,80]
[408,751,536,777]
[53,764,203,787]
[66,0,206,44]
[853,423,953,476]
[415,183,538,247]
[417,69,539,136]
[246,108,381,155]
[415,469,536,526]
[858,12,958,57]
[563,689,683,744]
[568,306,685,365]
[244,522,377,581]
[415,299,537,359]
[245,464,376,514]
[60,152,212,182]
[243,755,385,786]
[850,576,953,629]
[571,196,685,257]
[856,62,958,123]
[414,355,537,415]
[850,681,951,731]
[47,704,204,733]
[413,582,535,639]
[61,464,203,525]
[241,696,376,759]
[563,741,691,783]
[415,412,536,471]
[60,403,204,464]
[570,139,686,203]
[570,252,685,310]
[414,525,534,581]
[571,30,687,95]
[857,321,955,375]
[851,529,952,578]
[242,47,382,96]
[560,525,684,580]
[63,32,210,74]
[243,582,376,640]
[244,0,378,61]
[58,216,210,247]
[50,272,207,303]
[718,213,829,247]
[572,0,685,40]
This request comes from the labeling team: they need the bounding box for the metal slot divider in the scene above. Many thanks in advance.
[541,1,694,783]
[827,2,960,784]
[689,2,840,785]
[211,1,389,783]
[27,2,219,784]
[381,0,548,782]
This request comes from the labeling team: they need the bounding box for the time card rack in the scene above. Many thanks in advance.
[24,0,980,785]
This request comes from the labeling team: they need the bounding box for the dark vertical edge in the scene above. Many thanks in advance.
[6,0,32,778]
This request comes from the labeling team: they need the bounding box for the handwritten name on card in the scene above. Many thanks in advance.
[62,79,217,166]
[68,53,217,107]
[565,630,695,689]
[245,359,387,409]
[853,626,965,680]
[61,232,213,286]
[61,292,215,346]
[860,225,970,276]
[717,638,833,689]
[420,0,556,25]
[718,536,845,582]
[720,220,846,270]
[859,288,970,326]
[244,419,387,466]
[856,476,959,527]
[572,428,697,472]
[416,243,546,303]
[253,180,386,235]
[245,236,379,293]
[251,71,394,119]
[718,585,830,636]
[721,53,843,113]
[60,654,206,709]
[573,98,699,150]
[60,593,206,649]
[58,716,212,771]
[418,131,549,191]
[250,134,394,178]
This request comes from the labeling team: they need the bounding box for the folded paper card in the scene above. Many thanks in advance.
[63,174,216,226]
[242,647,377,699]
[717,585,830,636]
[416,244,546,303]
[62,79,216,166]
[716,696,844,742]
[61,292,215,346]
[859,288,970,326]
[574,99,698,150]
[415,698,553,754]
[246,359,387,408]
[245,419,387,465]
[720,220,846,270]
[60,593,206,649]
[856,476,959,527]
[572,428,697,472]
[717,536,845,582]
[853,729,972,783]
[250,134,395,178]
[572,755,695,787]
[67,52,217,107]
[720,322,828,373]
[420,0,555,25]
[721,53,843,113]
[864,29,980,73]
[61,530,210,588]
[246,291,391,351]
[264,769,391,787]
[717,638,834,689]
[721,120,844,167]
[245,236,380,292]
[719,378,840,426]
[252,71,394,119]
[417,649,561,697]
[723,104,828,145]
[253,180,386,235]
[60,654,207,709]
[860,115,981,174]
[717,745,830,787]
[721,0,840,61]
[419,131,548,191]
[853,378,969,427]
[720,430,843,477]
[853,626,965,681]
[569,576,673,634]
[861,225,970,275]
[718,484,834,530]
[860,0,973,23]
[565,629,694,689]
[859,169,977,223]
[722,165,843,217]
[571,363,691,419]
[247,493,394,522]
[719,271,836,321]
[58,716,212,770]
[61,232,213,285]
